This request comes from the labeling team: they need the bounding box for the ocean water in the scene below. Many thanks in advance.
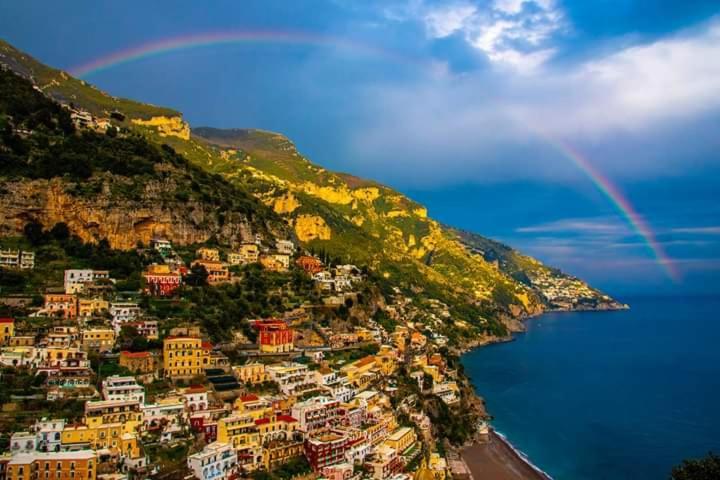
[461,296,720,480]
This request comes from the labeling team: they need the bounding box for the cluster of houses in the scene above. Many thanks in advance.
[0,306,457,480]
[0,249,34,270]
[0,237,464,480]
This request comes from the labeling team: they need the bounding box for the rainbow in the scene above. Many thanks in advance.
[69,33,677,280]
[550,139,679,281]
[69,30,418,78]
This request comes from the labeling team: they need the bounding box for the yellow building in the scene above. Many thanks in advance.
[341,355,377,384]
[237,243,260,264]
[0,318,14,345]
[163,336,211,379]
[197,247,221,262]
[77,298,109,319]
[83,400,141,434]
[81,328,115,352]
[217,414,262,468]
[6,450,96,480]
[233,362,267,384]
[233,394,273,421]
[61,423,141,459]
[384,427,417,454]
[262,440,303,470]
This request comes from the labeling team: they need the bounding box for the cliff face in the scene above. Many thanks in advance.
[0,179,274,250]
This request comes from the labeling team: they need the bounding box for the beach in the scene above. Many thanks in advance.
[461,430,550,480]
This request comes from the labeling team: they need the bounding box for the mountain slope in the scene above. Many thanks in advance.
[0,39,624,343]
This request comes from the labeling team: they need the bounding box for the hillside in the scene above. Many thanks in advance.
[0,39,624,345]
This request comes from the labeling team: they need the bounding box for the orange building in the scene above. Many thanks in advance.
[42,294,77,319]
[191,260,230,285]
[6,450,96,480]
[119,351,156,374]
[295,256,324,275]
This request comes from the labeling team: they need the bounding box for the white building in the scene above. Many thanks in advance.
[291,396,340,433]
[110,302,142,332]
[275,240,295,255]
[34,418,65,453]
[182,385,209,412]
[0,250,34,269]
[102,375,145,404]
[63,269,110,294]
[9,431,37,453]
[265,362,317,396]
[187,442,238,480]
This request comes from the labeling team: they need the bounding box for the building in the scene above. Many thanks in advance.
[42,294,76,319]
[233,362,267,385]
[265,362,316,396]
[236,244,260,264]
[187,442,237,480]
[163,336,211,379]
[304,431,351,471]
[0,250,34,270]
[63,270,110,295]
[109,303,141,332]
[275,240,295,255]
[81,328,115,352]
[296,256,324,275]
[6,450,96,480]
[291,396,340,433]
[102,375,145,403]
[77,298,109,319]
[262,439,304,471]
[123,320,159,340]
[182,385,208,412]
[367,445,403,480]
[384,427,417,455]
[191,260,231,285]
[0,317,14,345]
[197,248,221,262]
[84,399,142,432]
[151,238,173,257]
[119,351,156,374]
[143,264,182,297]
[253,320,294,353]
[259,255,286,273]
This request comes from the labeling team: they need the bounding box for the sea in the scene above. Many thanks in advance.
[461,295,720,480]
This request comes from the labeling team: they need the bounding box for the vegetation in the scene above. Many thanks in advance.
[670,453,720,480]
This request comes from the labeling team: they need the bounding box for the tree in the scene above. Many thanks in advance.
[670,452,720,480]
[23,221,45,245]
[185,264,209,287]
[49,222,70,242]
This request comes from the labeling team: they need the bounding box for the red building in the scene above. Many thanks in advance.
[254,319,294,353]
[304,431,352,471]
[143,264,182,296]
[190,415,218,443]
[296,256,324,275]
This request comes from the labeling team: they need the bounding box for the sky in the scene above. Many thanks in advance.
[1,0,719,296]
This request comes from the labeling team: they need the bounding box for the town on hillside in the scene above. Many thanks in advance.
[0,226,486,480]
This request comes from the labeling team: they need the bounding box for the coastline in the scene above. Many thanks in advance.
[457,303,627,479]
[461,430,551,480]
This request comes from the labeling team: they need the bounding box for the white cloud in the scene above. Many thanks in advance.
[672,226,720,235]
[416,0,564,72]
[516,218,631,235]
[423,3,477,38]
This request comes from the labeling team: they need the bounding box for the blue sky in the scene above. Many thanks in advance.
[2,0,719,296]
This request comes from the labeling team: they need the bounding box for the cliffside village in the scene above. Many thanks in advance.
[0,236,475,480]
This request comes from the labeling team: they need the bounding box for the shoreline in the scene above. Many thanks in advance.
[461,430,551,480]
[457,304,626,478]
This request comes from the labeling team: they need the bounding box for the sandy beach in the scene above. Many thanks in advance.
[461,430,550,480]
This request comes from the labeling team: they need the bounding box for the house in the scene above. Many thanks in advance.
[253,319,294,353]
[109,302,141,332]
[0,317,14,345]
[42,294,77,319]
[143,264,182,296]
[119,351,156,374]
[233,362,267,385]
[77,298,109,319]
[296,256,324,275]
[197,247,221,262]
[0,250,34,270]
[384,427,417,456]
[63,269,110,294]
[163,336,211,379]
[236,243,260,264]
[6,450,97,480]
[151,238,174,257]
[102,375,145,403]
[259,255,286,272]
[191,259,231,285]
[304,431,352,471]
[124,320,159,340]
[265,362,317,396]
[291,396,340,433]
[187,442,238,480]
[182,385,209,412]
[81,328,115,352]
[275,240,295,255]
